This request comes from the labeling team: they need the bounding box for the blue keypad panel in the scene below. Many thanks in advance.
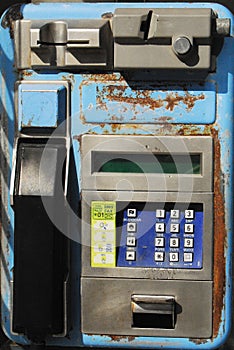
[117,203,203,269]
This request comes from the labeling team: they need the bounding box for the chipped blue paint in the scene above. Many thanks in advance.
[0,2,233,349]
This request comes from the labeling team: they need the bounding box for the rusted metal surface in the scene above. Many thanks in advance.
[109,335,135,342]
[82,74,124,84]
[212,129,227,338]
[98,85,205,112]
[20,70,33,78]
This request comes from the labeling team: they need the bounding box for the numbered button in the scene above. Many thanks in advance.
[184,252,193,262]
[127,209,137,218]
[155,237,165,247]
[184,224,194,233]
[170,210,180,219]
[169,252,179,262]
[127,223,137,233]
[184,238,194,248]
[185,210,194,219]
[155,223,165,233]
[126,237,136,247]
[155,252,165,262]
[156,209,165,218]
[170,238,180,248]
[126,251,136,261]
[170,224,180,233]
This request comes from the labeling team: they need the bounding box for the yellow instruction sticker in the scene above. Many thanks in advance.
[91,201,116,268]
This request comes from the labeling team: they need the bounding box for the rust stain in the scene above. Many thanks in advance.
[156,116,173,123]
[73,135,82,145]
[212,128,226,338]
[111,124,122,133]
[189,338,209,345]
[80,113,86,124]
[165,92,205,111]
[109,335,135,342]
[62,74,75,90]
[111,116,124,122]
[21,70,33,78]
[98,85,205,113]
[81,74,124,85]
[180,127,226,344]
[100,86,164,111]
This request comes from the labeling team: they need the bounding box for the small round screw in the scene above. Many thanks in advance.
[173,36,192,56]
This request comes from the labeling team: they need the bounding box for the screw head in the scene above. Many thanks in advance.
[173,36,192,56]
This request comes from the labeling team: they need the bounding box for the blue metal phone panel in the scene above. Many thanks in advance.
[0,2,233,349]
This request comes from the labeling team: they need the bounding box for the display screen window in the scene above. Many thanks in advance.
[92,152,201,175]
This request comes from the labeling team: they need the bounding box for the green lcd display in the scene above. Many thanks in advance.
[93,152,201,174]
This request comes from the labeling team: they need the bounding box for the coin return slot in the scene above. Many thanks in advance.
[131,295,175,329]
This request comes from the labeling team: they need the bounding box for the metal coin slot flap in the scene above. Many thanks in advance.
[131,295,175,329]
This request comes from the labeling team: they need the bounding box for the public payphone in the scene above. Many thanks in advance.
[0,1,233,349]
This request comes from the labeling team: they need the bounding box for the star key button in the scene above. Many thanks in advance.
[155,252,165,262]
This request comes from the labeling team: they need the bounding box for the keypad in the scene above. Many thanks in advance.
[117,202,203,269]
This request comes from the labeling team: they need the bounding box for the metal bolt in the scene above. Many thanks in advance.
[173,36,192,56]
[216,18,230,37]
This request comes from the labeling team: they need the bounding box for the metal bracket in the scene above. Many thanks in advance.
[13,8,230,73]
[14,19,112,69]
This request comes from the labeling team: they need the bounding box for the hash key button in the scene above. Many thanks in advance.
[184,253,193,262]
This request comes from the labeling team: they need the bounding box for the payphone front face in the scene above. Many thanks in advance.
[0,2,233,350]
